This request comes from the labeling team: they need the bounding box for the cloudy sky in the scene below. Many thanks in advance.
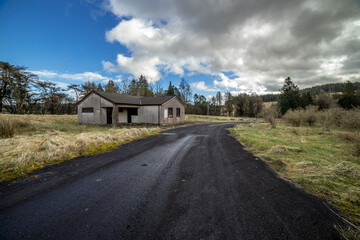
[1,0,360,97]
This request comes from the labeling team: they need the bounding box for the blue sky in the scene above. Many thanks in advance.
[1,0,359,99]
[0,0,216,97]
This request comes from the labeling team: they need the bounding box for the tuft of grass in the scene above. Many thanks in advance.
[230,122,360,237]
[339,132,360,156]
[0,116,15,138]
[0,114,162,181]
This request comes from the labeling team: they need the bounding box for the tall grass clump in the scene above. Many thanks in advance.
[0,116,15,138]
[339,131,360,156]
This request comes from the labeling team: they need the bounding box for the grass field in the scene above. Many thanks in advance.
[0,114,161,181]
[185,114,259,123]
[1,114,255,181]
[230,121,360,238]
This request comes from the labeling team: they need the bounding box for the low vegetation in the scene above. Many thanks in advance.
[230,120,360,239]
[0,114,161,181]
[185,114,258,123]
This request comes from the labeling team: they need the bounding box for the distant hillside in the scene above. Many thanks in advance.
[299,82,360,95]
[261,82,360,102]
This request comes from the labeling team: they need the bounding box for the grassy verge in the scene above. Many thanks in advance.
[0,114,161,181]
[230,122,360,238]
[185,114,259,123]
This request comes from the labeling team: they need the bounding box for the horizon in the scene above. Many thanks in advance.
[1,0,360,98]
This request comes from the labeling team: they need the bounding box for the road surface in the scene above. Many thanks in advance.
[0,123,342,239]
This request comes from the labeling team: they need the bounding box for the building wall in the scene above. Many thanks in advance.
[160,97,185,125]
[138,106,159,124]
[78,93,184,125]
[78,93,113,125]
[118,107,128,123]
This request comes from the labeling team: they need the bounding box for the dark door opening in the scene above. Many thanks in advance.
[106,108,113,124]
[127,108,138,123]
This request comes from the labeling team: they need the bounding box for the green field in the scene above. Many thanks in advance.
[230,121,360,238]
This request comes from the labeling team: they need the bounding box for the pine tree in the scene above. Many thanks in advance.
[278,77,300,115]
[104,80,119,93]
[338,81,359,109]
[300,92,313,108]
[166,81,175,96]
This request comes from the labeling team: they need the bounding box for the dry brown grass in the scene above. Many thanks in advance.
[231,122,360,238]
[185,114,258,123]
[0,114,161,181]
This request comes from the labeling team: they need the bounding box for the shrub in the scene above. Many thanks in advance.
[339,109,360,130]
[327,107,345,127]
[0,116,15,138]
[283,109,303,127]
[259,106,279,128]
[318,110,332,131]
[302,105,317,126]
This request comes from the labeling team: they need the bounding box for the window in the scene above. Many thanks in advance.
[168,108,173,118]
[118,107,123,112]
[82,107,93,113]
[128,108,138,115]
[176,108,180,117]
[164,109,168,118]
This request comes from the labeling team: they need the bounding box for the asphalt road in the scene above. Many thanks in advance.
[0,123,342,239]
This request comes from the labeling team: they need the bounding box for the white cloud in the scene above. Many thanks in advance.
[38,79,69,89]
[60,72,108,81]
[30,70,58,78]
[101,60,119,72]
[191,81,217,92]
[31,70,110,82]
[103,0,360,92]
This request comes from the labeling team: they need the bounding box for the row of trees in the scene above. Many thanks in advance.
[187,91,263,117]
[278,77,360,115]
[2,61,358,116]
[0,61,193,114]
[0,61,74,114]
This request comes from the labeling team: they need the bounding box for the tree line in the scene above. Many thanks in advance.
[0,61,193,114]
[187,91,263,117]
[277,77,360,115]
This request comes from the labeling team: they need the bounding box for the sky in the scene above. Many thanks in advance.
[1,0,360,99]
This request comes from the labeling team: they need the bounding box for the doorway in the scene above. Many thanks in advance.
[127,108,138,123]
[106,108,112,124]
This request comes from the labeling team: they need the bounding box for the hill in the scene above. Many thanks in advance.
[261,82,360,102]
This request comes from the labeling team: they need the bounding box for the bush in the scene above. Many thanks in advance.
[259,106,279,128]
[339,109,360,130]
[283,109,303,127]
[302,105,317,126]
[0,117,15,138]
[327,107,345,127]
[318,110,332,131]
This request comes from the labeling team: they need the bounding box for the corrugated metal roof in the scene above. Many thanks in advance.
[93,91,176,105]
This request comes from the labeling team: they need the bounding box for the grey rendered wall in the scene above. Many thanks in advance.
[160,97,185,125]
[118,108,128,123]
[139,106,159,124]
[77,93,113,125]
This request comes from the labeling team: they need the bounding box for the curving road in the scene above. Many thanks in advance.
[0,123,342,239]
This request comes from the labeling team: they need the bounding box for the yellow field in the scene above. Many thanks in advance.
[0,114,161,181]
